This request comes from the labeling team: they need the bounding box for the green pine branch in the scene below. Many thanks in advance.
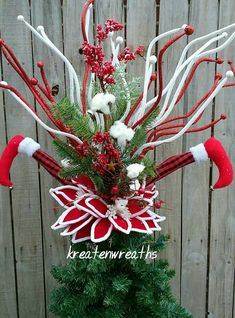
[53,98,98,142]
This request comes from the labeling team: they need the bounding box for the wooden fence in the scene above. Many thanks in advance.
[0,0,234,317]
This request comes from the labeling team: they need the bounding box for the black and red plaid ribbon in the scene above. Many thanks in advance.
[147,152,195,185]
[33,150,72,185]
[33,149,195,186]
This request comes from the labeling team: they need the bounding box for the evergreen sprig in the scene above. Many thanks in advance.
[53,139,81,164]
[53,98,98,142]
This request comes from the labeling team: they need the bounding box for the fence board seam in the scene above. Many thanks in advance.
[205,1,221,316]
[60,0,67,94]
[29,2,48,317]
[180,0,190,306]
[0,31,20,318]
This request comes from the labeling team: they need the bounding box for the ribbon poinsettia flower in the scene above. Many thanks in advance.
[50,177,165,243]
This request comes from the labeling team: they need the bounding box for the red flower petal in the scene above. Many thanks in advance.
[72,175,96,191]
[72,222,93,243]
[60,207,89,225]
[74,197,101,217]
[91,218,113,242]
[128,199,149,216]
[144,219,161,231]
[50,186,80,207]
[86,198,108,217]
[130,218,151,233]
[61,216,94,236]
[137,211,156,220]
[51,220,67,230]
[109,215,131,234]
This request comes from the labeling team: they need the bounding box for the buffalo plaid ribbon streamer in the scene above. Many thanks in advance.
[147,152,195,185]
[33,149,195,187]
[33,149,72,185]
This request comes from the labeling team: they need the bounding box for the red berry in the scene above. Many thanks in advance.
[185,25,194,35]
[111,186,119,194]
[138,188,145,195]
[37,61,44,68]
[155,201,164,209]
[30,78,38,85]
[150,73,157,81]
[139,154,145,159]
[215,73,223,80]
[220,114,227,120]
[216,58,224,64]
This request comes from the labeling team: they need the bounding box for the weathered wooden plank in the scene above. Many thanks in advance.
[30,1,68,317]
[0,56,18,317]
[157,0,188,300]
[0,1,234,317]
[95,0,124,58]
[127,0,156,79]
[181,0,219,316]
[233,285,235,318]
[63,0,91,78]
[208,0,235,316]
[0,1,45,317]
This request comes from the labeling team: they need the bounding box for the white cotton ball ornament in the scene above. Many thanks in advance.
[90,93,116,115]
[127,163,145,179]
[109,121,135,149]
[129,179,141,191]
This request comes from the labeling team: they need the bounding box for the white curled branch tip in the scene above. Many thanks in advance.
[85,3,93,43]
[118,65,131,122]
[147,29,235,130]
[131,54,157,124]
[149,32,229,129]
[145,31,228,119]
[110,33,124,66]
[131,24,187,124]
[135,71,234,155]
[108,32,131,123]
[17,15,81,106]
[138,22,235,128]
[0,81,83,145]
[176,22,235,71]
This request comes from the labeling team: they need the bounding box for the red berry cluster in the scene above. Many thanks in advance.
[118,46,144,63]
[82,42,104,70]
[97,19,124,43]
[82,42,115,85]
[76,140,90,157]
[118,48,135,63]
[93,131,110,144]
[92,154,108,176]
[135,45,144,55]
[93,131,120,160]
[104,142,120,160]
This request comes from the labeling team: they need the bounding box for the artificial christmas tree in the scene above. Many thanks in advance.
[0,0,234,316]
[49,234,192,318]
